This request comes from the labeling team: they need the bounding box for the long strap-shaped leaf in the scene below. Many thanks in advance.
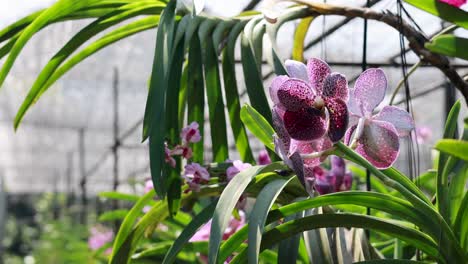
[145,0,176,197]
[248,177,293,263]
[230,213,441,264]
[222,20,255,163]
[437,100,461,221]
[240,26,272,124]
[162,201,218,264]
[0,0,140,88]
[208,163,283,264]
[199,18,229,162]
[404,0,468,29]
[240,105,275,151]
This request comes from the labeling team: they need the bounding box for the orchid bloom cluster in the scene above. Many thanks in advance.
[88,225,114,255]
[164,121,201,168]
[308,156,352,195]
[270,58,414,194]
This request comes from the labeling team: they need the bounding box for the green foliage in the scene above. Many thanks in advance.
[405,0,468,29]
[426,34,468,61]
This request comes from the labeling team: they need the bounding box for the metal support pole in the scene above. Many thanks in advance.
[66,151,74,209]
[112,67,120,230]
[78,128,87,225]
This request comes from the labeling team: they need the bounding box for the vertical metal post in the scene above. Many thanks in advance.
[112,67,120,230]
[66,151,74,209]
[78,128,87,225]
[0,174,6,260]
[52,170,60,220]
[363,0,371,238]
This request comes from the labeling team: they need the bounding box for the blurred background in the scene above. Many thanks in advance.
[0,0,467,262]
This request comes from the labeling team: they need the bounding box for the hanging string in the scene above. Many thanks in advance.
[397,0,423,260]
[362,0,371,238]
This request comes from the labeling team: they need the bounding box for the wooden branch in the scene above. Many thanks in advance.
[291,0,468,104]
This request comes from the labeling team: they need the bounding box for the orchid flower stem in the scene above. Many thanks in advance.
[389,61,421,105]
[335,142,466,263]
[300,147,335,159]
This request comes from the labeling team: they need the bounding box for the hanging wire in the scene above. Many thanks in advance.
[362,0,371,238]
[321,0,327,59]
[397,0,423,260]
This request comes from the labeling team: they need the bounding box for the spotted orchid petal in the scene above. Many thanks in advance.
[277,79,315,111]
[344,124,357,145]
[269,75,289,105]
[325,98,349,142]
[322,73,348,101]
[373,106,415,137]
[272,106,290,149]
[306,58,331,94]
[348,89,363,116]
[355,120,400,169]
[285,60,309,82]
[283,108,326,141]
[354,68,387,116]
[289,137,333,167]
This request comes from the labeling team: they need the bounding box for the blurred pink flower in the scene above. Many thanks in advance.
[183,163,210,192]
[257,150,271,165]
[88,226,114,254]
[305,156,352,195]
[226,160,252,181]
[190,211,246,242]
[415,126,432,144]
[438,0,466,7]
[165,144,176,168]
[181,121,201,144]
[171,145,193,159]
[144,179,154,194]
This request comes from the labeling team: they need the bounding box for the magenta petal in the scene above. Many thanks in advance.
[373,106,415,137]
[290,137,333,167]
[285,60,309,82]
[348,89,363,116]
[307,58,331,94]
[325,98,349,142]
[344,125,357,145]
[322,73,348,101]
[269,75,289,105]
[354,68,387,115]
[283,108,326,141]
[272,106,290,149]
[277,79,315,111]
[355,120,400,169]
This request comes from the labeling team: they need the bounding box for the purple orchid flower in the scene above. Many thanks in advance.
[269,58,349,142]
[308,156,353,195]
[180,121,201,144]
[183,163,210,192]
[226,160,252,210]
[257,149,272,165]
[88,226,114,255]
[345,68,414,169]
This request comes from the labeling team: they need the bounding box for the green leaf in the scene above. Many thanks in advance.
[303,209,333,264]
[436,139,468,161]
[163,201,217,264]
[437,100,461,221]
[17,15,161,115]
[208,163,281,263]
[222,21,255,163]
[99,209,129,222]
[240,31,272,124]
[454,191,468,250]
[240,104,275,151]
[292,17,313,61]
[404,0,468,29]
[109,190,157,262]
[248,178,293,264]
[230,213,441,264]
[186,33,205,163]
[99,191,141,203]
[449,163,468,225]
[278,210,303,264]
[145,0,177,198]
[199,18,229,162]
[426,34,468,61]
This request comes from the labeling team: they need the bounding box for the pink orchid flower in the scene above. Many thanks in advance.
[183,163,210,192]
[345,68,414,169]
[144,179,154,194]
[415,125,432,144]
[226,160,252,181]
[165,144,176,168]
[190,211,246,242]
[257,149,272,165]
[270,58,349,142]
[88,226,114,255]
[438,0,466,7]
[180,121,201,144]
[307,156,353,195]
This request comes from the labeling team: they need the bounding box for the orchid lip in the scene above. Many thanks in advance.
[313,96,325,109]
